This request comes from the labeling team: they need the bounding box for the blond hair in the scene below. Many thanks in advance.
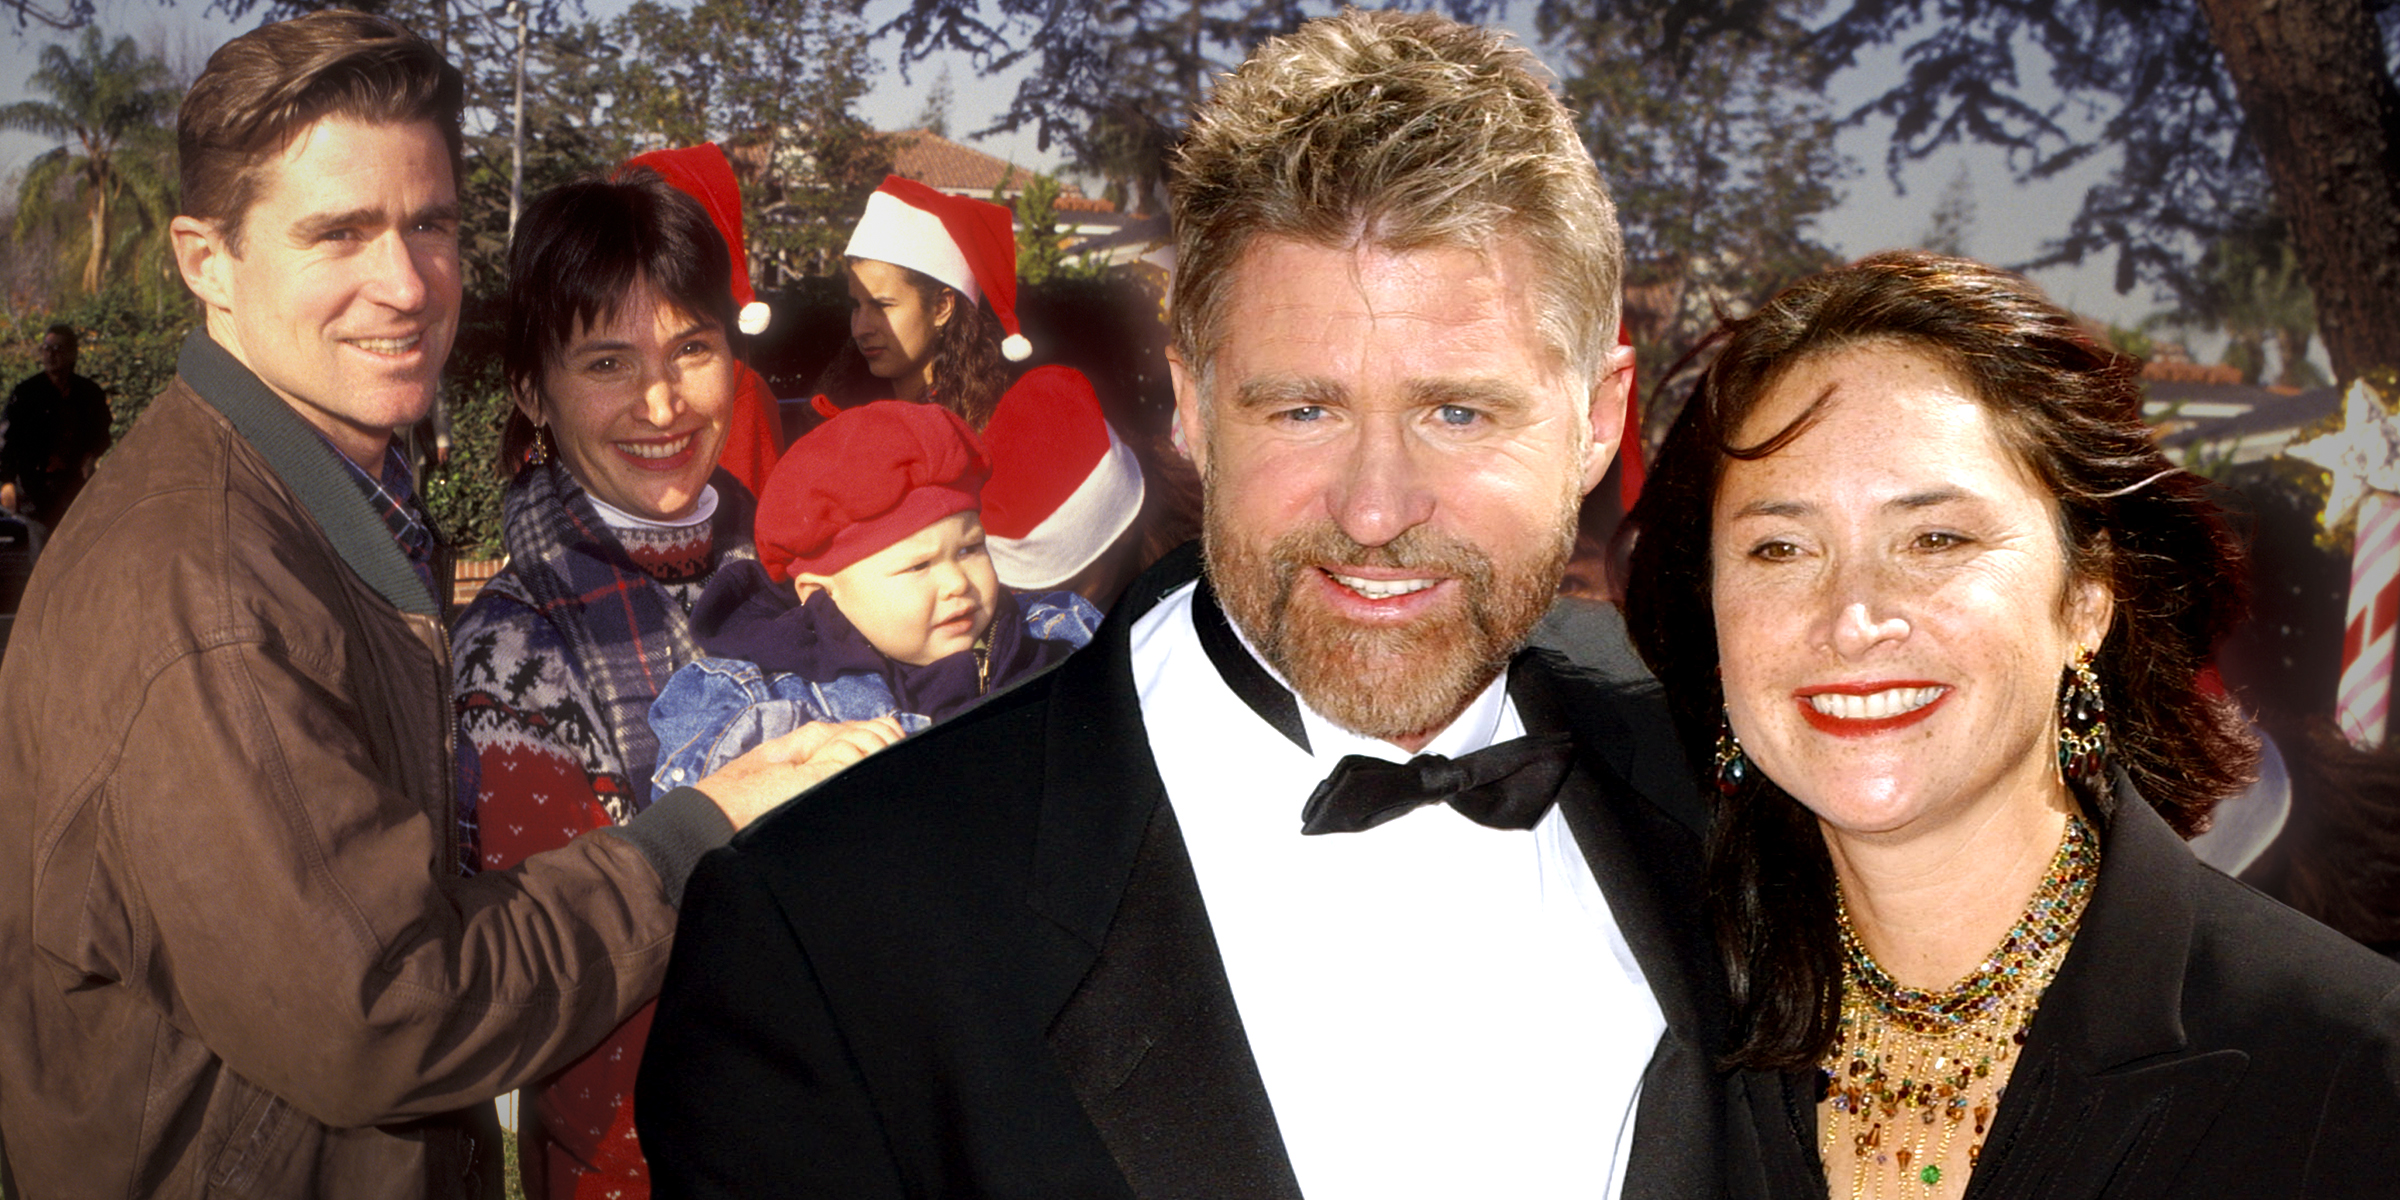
[1168,9,1621,391]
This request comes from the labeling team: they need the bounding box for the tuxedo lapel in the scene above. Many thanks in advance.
[1045,797,1304,1200]
[1513,648,1725,1199]
[1030,547,1301,1200]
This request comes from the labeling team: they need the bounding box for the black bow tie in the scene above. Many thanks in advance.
[1185,577,1574,835]
[1299,734,1575,835]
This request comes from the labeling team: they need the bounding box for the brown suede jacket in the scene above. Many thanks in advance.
[0,332,733,1198]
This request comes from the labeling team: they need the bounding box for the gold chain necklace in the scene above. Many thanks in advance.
[1818,813,2099,1198]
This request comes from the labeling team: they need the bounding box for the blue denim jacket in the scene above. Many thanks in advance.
[648,591,1100,792]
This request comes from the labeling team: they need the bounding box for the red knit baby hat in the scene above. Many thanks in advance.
[756,401,992,581]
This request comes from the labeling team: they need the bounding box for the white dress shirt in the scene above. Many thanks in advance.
[1129,581,1667,1199]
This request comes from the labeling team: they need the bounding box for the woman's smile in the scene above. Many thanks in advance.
[1794,682,1950,735]
[1710,342,2111,840]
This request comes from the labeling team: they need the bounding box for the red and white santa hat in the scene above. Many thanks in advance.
[844,175,1032,362]
[979,366,1146,588]
[619,143,772,336]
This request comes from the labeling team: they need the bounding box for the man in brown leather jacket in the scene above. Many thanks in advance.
[0,14,890,1196]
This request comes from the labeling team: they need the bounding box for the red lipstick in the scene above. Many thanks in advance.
[1792,681,1949,737]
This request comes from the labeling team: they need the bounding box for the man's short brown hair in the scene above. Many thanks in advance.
[1168,9,1622,393]
[179,11,464,253]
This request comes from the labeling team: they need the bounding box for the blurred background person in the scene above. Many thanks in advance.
[1,322,112,531]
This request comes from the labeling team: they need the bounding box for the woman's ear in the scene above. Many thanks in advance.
[511,385,544,428]
[932,288,957,330]
[791,576,828,605]
[2067,572,2115,659]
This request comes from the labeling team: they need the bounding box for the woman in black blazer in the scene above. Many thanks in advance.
[1623,250,2400,1198]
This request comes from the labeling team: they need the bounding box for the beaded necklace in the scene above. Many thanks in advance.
[1818,813,2099,1199]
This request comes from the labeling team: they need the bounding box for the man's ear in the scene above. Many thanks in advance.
[791,575,828,605]
[1579,338,1635,496]
[1167,346,1207,474]
[171,215,235,314]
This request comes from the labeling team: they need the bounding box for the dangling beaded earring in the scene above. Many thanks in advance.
[1713,712,1751,796]
[526,424,549,467]
[2056,647,2110,788]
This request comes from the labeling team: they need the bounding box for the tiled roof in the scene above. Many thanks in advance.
[887,128,1114,213]
[2144,359,2245,385]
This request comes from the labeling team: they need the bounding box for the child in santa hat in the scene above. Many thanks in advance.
[646,400,1099,791]
[810,176,1152,599]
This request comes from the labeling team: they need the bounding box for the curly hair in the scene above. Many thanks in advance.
[812,262,1011,429]
[1167,8,1619,397]
[1622,250,2259,1069]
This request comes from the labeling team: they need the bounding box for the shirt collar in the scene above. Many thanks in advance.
[316,431,436,586]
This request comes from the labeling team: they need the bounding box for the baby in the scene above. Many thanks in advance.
[648,401,1099,792]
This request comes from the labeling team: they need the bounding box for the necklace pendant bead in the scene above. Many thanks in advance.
[1818,815,2098,1199]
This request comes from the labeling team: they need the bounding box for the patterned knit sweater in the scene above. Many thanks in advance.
[451,462,751,1200]
[456,519,715,857]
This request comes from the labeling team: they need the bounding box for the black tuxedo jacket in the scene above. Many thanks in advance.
[1726,791,2400,1200]
[638,548,1726,1198]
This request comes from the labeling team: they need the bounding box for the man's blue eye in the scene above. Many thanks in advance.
[1435,405,1479,426]
[1283,406,1325,423]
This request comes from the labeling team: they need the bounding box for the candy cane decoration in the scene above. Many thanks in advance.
[2339,491,2400,746]
[2287,379,2400,749]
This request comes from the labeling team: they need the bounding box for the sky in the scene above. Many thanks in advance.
[0,0,2205,342]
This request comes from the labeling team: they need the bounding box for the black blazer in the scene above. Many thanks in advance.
[1727,790,2400,1199]
[637,548,1726,1198]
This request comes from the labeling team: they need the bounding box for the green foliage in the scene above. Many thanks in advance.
[0,281,196,444]
[2105,324,2154,361]
[1538,0,1850,433]
[883,0,1339,217]
[1006,172,1099,287]
[2218,337,2266,387]
[2164,215,2322,390]
[420,304,515,559]
[587,0,888,285]
[1,26,181,303]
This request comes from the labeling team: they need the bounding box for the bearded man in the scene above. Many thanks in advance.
[637,11,1722,1199]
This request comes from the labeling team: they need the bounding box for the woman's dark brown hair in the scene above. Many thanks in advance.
[498,168,743,475]
[1622,250,2259,1069]
[813,261,1011,429]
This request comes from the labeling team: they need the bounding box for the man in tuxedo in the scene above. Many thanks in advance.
[637,10,1721,1198]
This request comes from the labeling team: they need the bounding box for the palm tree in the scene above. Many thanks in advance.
[1,28,180,296]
